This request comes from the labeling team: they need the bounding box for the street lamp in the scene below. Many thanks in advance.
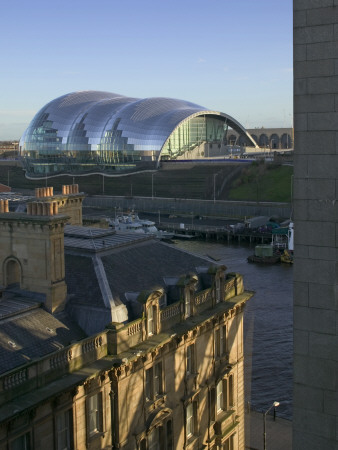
[213,173,217,203]
[263,401,280,450]
[151,173,155,200]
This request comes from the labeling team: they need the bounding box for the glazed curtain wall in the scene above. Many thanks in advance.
[161,116,228,159]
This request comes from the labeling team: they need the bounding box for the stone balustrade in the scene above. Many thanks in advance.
[160,302,181,321]
[0,331,108,402]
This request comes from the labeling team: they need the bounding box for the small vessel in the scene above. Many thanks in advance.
[247,244,280,264]
[108,211,174,240]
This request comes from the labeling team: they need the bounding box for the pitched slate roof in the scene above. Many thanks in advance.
[101,240,209,300]
[0,293,86,375]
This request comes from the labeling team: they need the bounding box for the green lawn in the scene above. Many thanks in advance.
[0,162,293,203]
[227,163,293,202]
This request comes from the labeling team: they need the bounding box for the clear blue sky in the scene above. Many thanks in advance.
[1,0,293,140]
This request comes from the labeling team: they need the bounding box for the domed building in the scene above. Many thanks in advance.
[20,90,257,176]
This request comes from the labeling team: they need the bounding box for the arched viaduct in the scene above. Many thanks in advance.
[227,127,293,149]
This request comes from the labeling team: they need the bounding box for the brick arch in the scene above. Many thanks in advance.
[3,257,22,288]
[270,133,280,149]
[259,134,269,147]
[281,133,292,149]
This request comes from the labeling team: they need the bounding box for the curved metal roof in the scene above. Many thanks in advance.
[20,90,257,157]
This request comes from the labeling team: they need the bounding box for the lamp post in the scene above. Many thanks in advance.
[152,173,155,200]
[213,173,217,203]
[263,401,280,450]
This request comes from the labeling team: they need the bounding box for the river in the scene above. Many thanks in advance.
[172,238,293,420]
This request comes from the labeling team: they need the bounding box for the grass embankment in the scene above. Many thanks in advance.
[0,162,293,203]
[227,162,292,203]
[0,165,223,199]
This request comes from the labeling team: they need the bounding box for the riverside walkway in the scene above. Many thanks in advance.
[245,410,292,450]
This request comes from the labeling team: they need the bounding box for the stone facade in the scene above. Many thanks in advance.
[293,1,338,448]
[0,192,252,449]
[0,269,251,449]
[0,213,68,313]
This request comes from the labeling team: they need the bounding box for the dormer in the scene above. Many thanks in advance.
[137,288,164,337]
[207,265,227,304]
[177,273,199,318]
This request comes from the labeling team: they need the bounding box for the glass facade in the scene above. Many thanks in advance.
[161,115,228,159]
[20,91,256,177]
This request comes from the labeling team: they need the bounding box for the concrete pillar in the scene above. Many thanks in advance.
[293,1,338,449]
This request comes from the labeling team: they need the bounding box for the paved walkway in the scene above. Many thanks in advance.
[245,410,292,450]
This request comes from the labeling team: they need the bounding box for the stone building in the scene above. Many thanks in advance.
[293,1,338,448]
[0,185,252,449]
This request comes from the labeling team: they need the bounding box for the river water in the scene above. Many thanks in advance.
[172,238,293,420]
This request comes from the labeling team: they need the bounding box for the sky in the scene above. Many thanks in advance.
[0,0,293,140]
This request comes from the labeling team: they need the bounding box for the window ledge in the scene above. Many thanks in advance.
[185,434,199,449]
[146,394,167,411]
[88,431,105,442]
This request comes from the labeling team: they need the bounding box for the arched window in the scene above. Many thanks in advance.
[147,305,155,336]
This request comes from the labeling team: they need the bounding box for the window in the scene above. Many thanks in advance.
[216,380,224,413]
[216,277,221,303]
[213,375,234,416]
[11,433,30,450]
[147,305,154,335]
[185,402,197,440]
[145,362,163,401]
[141,422,172,450]
[148,427,160,450]
[215,325,227,357]
[223,433,234,450]
[229,374,234,407]
[210,388,216,422]
[185,289,191,318]
[147,305,157,336]
[166,420,173,450]
[186,403,194,438]
[56,409,73,450]
[186,344,195,375]
[159,293,167,309]
[87,393,102,436]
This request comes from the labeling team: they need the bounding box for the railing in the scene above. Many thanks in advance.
[81,335,103,353]
[161,302,181,321]
[195,288,212,305]
[50,349,73,370]
[3,368,28,391]
[224,278,235,294]
[127,320,142,336]
[0,331,108,397]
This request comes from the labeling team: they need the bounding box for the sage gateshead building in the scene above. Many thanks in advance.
[20,90,258,176]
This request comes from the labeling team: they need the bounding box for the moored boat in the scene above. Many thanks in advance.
[247,244,280,264]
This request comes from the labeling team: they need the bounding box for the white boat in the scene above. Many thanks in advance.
[107,214,145,234]
[108,212,174,240]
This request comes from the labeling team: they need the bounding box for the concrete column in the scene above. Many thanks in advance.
[293,1,338,449]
